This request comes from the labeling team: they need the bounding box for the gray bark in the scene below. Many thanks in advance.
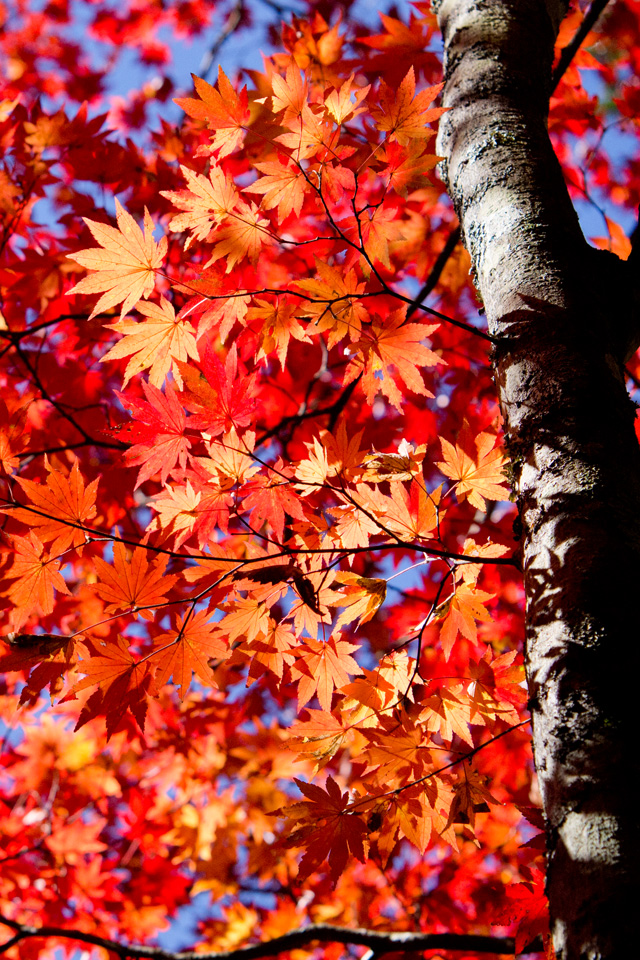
[434,1,640,957]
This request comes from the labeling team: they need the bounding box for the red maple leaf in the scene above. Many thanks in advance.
[118,381,192,489]
[177,342,257,436]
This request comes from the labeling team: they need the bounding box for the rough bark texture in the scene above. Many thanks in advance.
[434,2,640,957]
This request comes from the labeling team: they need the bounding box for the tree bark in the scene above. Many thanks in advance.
[434,1,640,957]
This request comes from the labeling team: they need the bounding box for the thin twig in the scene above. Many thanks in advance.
[551,0,610,91]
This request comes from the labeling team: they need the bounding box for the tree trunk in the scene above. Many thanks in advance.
[434,1,640,957]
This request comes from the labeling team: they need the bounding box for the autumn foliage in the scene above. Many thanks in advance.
[0,0,638,957]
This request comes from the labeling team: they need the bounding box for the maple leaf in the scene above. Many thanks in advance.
[492,867,550,955]
[3,531,70,627]
[176,342,257,436]
[269,64,307,122]
[275,103,337,161]
[380,140,441,197]
[67,199,167,319]
[419,689,474,747]
[174,68,250,159]
[219,597,271,643]
[292,636,361,712]
[447,763,499,828]
[161,164,239,249]
[346,308,441,410]
[206,200,275,272]
[360,717,431,785]
[101,296,199,389]
[152,610,229,698]
[72,635,155,736]
[371,67,445,145]
[247,297,310,369]
[360,438,427,483]
[199,427,260,488]
[118,381,191,489]
[358,478,441,543]
[241,461,307,542]
[45,817,108,864]
[280,776,368,885]
[0,398,28,473]
[93,540,179,621]
[458,537,510,585]
[324,74,370,125]
[360,11,433,53]
[330,573,387,630]
[437,422,509,511]
[436,583,495,658]
[327,500,381,551]
[244,157,310,221]
[337,205,402,271]
[147,480,201,547]
[287,709,347,768]
[294,258,368,347]
[9,458,99,555]
[246,619,298,684]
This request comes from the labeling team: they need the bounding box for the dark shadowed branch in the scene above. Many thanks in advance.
[0,916,543,959]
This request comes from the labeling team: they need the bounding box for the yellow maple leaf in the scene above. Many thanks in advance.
[67,199,167,320]
[101,296,199,388]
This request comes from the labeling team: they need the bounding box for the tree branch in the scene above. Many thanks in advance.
[0,916,543,959]
[550,0,610,92]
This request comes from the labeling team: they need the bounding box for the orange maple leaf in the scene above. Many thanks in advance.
[10,458,99,555]
[347,308,441,410]
[436,582,494,658]
[437,423,509,511]
[371,67,445,145]
[269,64,307,122]
[330,573,387,630]
[292,636,361,712]
[147,480,201,547]
[324,74,370,125]
[294,259,368,347]
[101,296,199,389]
[287,708,347,768]
[361,718,431,785]
[151,610,229,698]
[174,67,250,159]
[219,597,271,643]
[206,201,275,272]
[93,540,179,620]
[161,164,239,249]
[244,157,310,221]
[72,635,155,736]
[381,140,441,197]
[245,619,298,683]
[67,199,167,319]
[4,531,71,627]
[338,205,401,271]
[275,103,337,161]
[247,297,310,369]
[360,11,433,53]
